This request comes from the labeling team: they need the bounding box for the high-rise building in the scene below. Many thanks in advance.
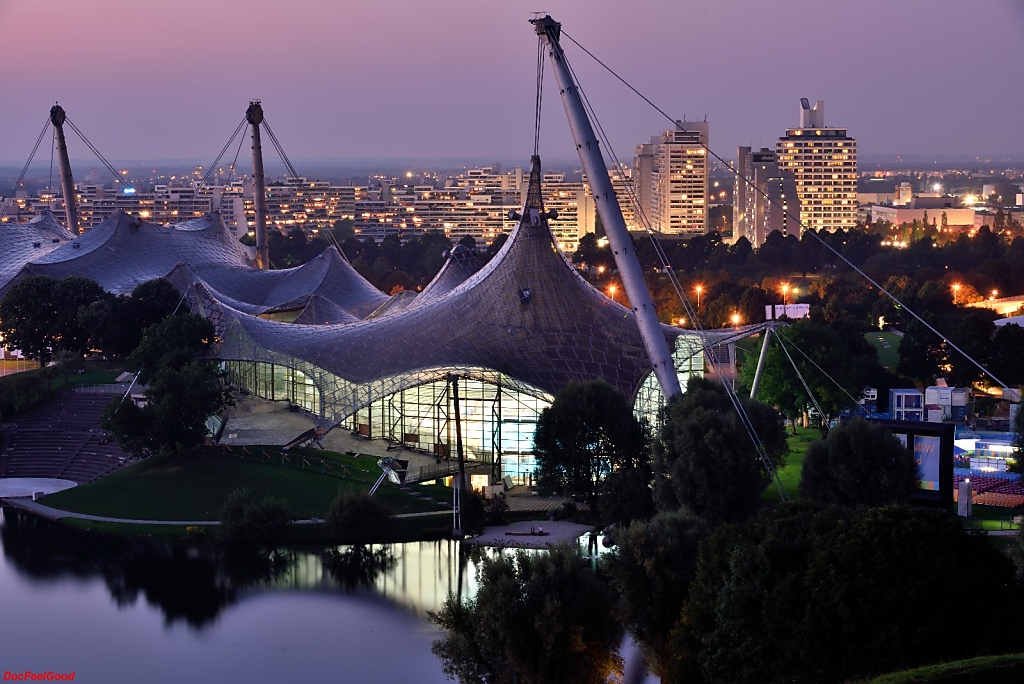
[775,99,857,232]
[633,120,709,235]
[734,147,800,247]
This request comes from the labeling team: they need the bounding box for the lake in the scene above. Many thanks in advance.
[0,505,481,683]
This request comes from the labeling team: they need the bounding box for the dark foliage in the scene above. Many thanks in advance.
[655,376,787,524]
[799,418,921,506]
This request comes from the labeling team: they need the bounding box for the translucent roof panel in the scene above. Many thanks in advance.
[175,247,388,319]
[0,211,75,292]
[13,211,253,295]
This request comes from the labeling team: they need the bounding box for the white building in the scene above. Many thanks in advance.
[775,99,857,233]
[634,120,709,235]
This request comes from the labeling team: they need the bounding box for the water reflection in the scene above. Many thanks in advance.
[0,505,480,628]
[323,545,397,592]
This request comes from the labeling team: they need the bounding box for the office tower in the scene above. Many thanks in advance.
[775,99,857,232]
[633,120,709,235]
[734,147,800,247]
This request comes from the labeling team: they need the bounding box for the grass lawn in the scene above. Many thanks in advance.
[41,447,447,521]
[961,504,1020,531]
[859,654,1024,684]
[763,425,819,503]
[866,331,902,370]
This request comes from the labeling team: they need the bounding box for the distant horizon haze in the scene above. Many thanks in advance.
[1,1,1022,168]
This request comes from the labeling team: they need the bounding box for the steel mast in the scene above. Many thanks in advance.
[49,104,80,235]
[246,101,270,270]
[532,16,680,399]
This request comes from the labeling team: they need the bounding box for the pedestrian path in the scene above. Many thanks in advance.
[0,497,450,526]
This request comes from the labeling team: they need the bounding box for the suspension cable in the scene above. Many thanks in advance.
[63,118,131,189]
[0,117,51,222]
[47,127,56,198]
[534,36,546,156]
[191,117,247,202]
[556,41,788,501]
[562,28,1009,390]
[262,119,300,180]
[773,326,870,417]
[773,331,829,428]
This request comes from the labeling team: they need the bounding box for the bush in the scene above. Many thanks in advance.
[799,418,920,507]
[219,488,292,544]
[485,492,510,526]
[457,489,487,534]
[325,491,394,542]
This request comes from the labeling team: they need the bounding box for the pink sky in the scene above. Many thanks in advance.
[1,0,1022,165]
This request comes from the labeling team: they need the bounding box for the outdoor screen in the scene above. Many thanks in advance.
[915,435,942,492]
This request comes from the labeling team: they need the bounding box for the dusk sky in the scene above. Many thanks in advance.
[1,0,1022,167]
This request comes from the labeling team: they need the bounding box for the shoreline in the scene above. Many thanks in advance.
[465,519,595,549]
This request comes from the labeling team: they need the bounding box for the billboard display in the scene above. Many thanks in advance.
[869,419,954,507]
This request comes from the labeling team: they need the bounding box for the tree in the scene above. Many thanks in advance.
[1010,406,1024,475]
[799,418,920,506]
[51,276,106,356]
[597,466,655,527]
[0,275,101,366]
[602,510,709,679]
[675,504,1023,684]
[430,548,622,684]
[80,278,180,359]
[797,507,1022,682]
[654,376,787,524]
[534,380,648,512]
[219,488,292,544]
[992,323,1024,386]
[740,318,883,433]
[103,313,232,456]
[130,313,216,383]
[325,491,394,543]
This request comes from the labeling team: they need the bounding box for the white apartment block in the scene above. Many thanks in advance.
[633,121,709,235]
[775,99,858,233]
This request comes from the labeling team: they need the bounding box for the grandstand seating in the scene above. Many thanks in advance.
[953,471,1024,508]
[0,390,130,483]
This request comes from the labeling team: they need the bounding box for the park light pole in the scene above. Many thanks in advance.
[952,283,961,305]
[695,284,703,310]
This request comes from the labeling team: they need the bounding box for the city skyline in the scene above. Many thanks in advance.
[1,1,1022,168]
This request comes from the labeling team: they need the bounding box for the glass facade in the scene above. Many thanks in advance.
[226,361,321,417]
[226,361,546,485]
[223,332,722,485]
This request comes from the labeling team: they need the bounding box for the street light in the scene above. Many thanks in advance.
[607,284,617,302]
[952,283,961,305]
[781,283,790,305]
[991,289,999,300]
[731,313,741,327]
[676,317,686,327]
[695,284,703,310]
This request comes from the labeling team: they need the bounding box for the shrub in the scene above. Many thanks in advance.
[325,491,394,542]
[219,488,291,544]
[485,492,510,526]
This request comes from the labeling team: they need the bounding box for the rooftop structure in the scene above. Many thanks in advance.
[0,211,75,292]
[3,211,253,296]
